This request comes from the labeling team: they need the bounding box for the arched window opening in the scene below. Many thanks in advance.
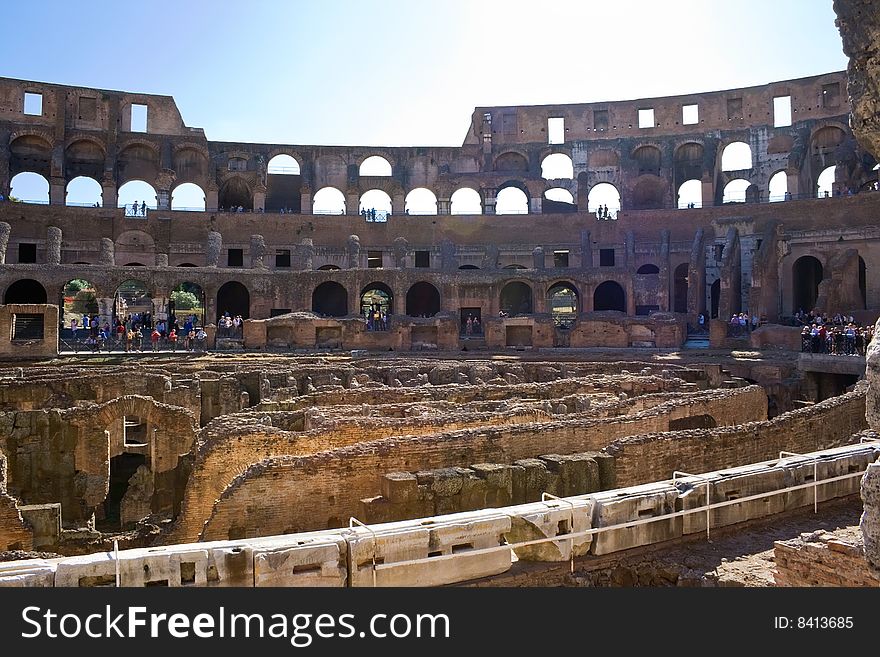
[769,171,789,202]
[359,156,392,177]
[313,187,346,215]
[500,282,533,316]
[404,188,438,215]
[792,256,823,314]
[677,179,702,209]
[360,283,393,330]
[593,281,626,312]
[721,142,752,171]
[118,180,158,216]
[540,153,574,180]
[548,282,578,327]
[722,179,751,204]
[312,281,349,317]
[817,165,836,198]
[171,182,206,211]
[495,187,528,215]
[588,183,621,219]
[405,282,441,317]
[450,188,482,214]
[9,172,49,204]
[66,176,102,207]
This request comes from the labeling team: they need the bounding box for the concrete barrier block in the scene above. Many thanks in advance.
[207,545,254,587]
[18,503,61,549]
[0,560,55,587]
[55,553,117,587]
[348,510,511,587]
[587,483,681,555]
[781,445,880,509]
[254,537,347,587]
[506,499,594,562]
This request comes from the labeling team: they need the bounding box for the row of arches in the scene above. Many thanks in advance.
[4,277,629,328]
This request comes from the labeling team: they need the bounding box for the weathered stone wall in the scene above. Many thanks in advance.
[774,531,880,587]
[0,453,33,551]
[607,384,867,487]
[0,305,58,359]
[199,386,767,540]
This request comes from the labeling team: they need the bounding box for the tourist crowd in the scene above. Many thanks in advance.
[800,321,874,356]
[66,312,206,352]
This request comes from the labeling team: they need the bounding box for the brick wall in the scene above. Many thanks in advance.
[774,532,880,587]
[198,386,766,540]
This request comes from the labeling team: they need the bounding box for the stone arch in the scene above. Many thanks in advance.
[117,140,160,185]
[4,279,48,304]
[115,230,156,263]
[540,153,574,179]
[172,145,210,184]
[674,141,704,190]
[405,282,441,317]
[9,133,52,178]
[65,175,103,206]
[450,187,482,214]
[10,171,49,203]
[720,141,752,172]
[360,282,394,317]
[632,145,662,176]
[593,281,626,312]
[312,281,348,317]
[359,155,393,176]
[218,175,253,210]
[314,154,348,190]
[493,151,529,173]
[637,264,660,275]
[267,150,304,173]
[65,137,106,182]
[792,255,823,313]
[404,187,437,215]
[500,281,533,315]
[113,279,152,325]
[547,281,579,327]
[216,281,250,320]
[171,182,206,211]
[495,182,529,215]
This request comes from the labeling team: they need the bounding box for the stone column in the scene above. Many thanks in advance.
[205,184,219,212]
[346,189,360,216]
[437,196,451,215]
[250,234,267,269]
[155,253,168,267]
[529,196,541,214]
[483,188,497,215]
[253,184,266,212]
[98,238,115,266]
[0,222,11,264]
[786,171,800,199]
[206,231,222,267]
[46,226,62,265]
[156,188,171,210]
[97,297,114,329]
[701,180,713,208]
[300,238,314,270]
[101,178,117,209]
[391,192,405,216]
[300,187,312,215]
[50,176,66,206]
[152,296,168,324]
[532,246,545,270]
[580,230,592,269]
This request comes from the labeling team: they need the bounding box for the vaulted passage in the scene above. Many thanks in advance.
[593,281,626,312]
[313,281,348,317]
[405,282,441,317]
[4,279,48,304]
[792,256,823,313]
[216,281,250,320]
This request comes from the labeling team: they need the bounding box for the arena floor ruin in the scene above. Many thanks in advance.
[1,346,875,587]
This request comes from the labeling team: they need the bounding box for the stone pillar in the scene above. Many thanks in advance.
[206,231,222,267]
[346,234,361,269]
[98,238,115,266]
[862,323,880,572]
[101,178,117,209]
[580,230,592,269]
[50,176,66,206]
[346,190,360,216]
[391,192,405,216]
[152,296,168,324]
[0,222,11,264]
[97,297,114,329]
[532,246,545,270]
[529,196,541,214]
[300,188,312,215]
[250,234,267,269]
[300,238,314,270]
[437,196,451,215]
[701,180,713,208]
[205,186,219,212]
[46,226,62,265]
[483,188,497,215]
[156,188,171,210]
[155,253,168,267]
[786,171,800,199]
[253,185,266,212]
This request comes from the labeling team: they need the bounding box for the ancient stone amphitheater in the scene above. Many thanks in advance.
[0,0,879,587]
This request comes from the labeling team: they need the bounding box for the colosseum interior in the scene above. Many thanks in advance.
[1,1,880,589]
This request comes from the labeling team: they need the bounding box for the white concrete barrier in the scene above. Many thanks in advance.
[505,498,594,562]
[585,483,681,555]
[347,509,511,587]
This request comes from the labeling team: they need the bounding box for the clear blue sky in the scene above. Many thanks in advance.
[0,0,848,147]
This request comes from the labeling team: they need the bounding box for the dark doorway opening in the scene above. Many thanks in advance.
[102,452,147,529]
